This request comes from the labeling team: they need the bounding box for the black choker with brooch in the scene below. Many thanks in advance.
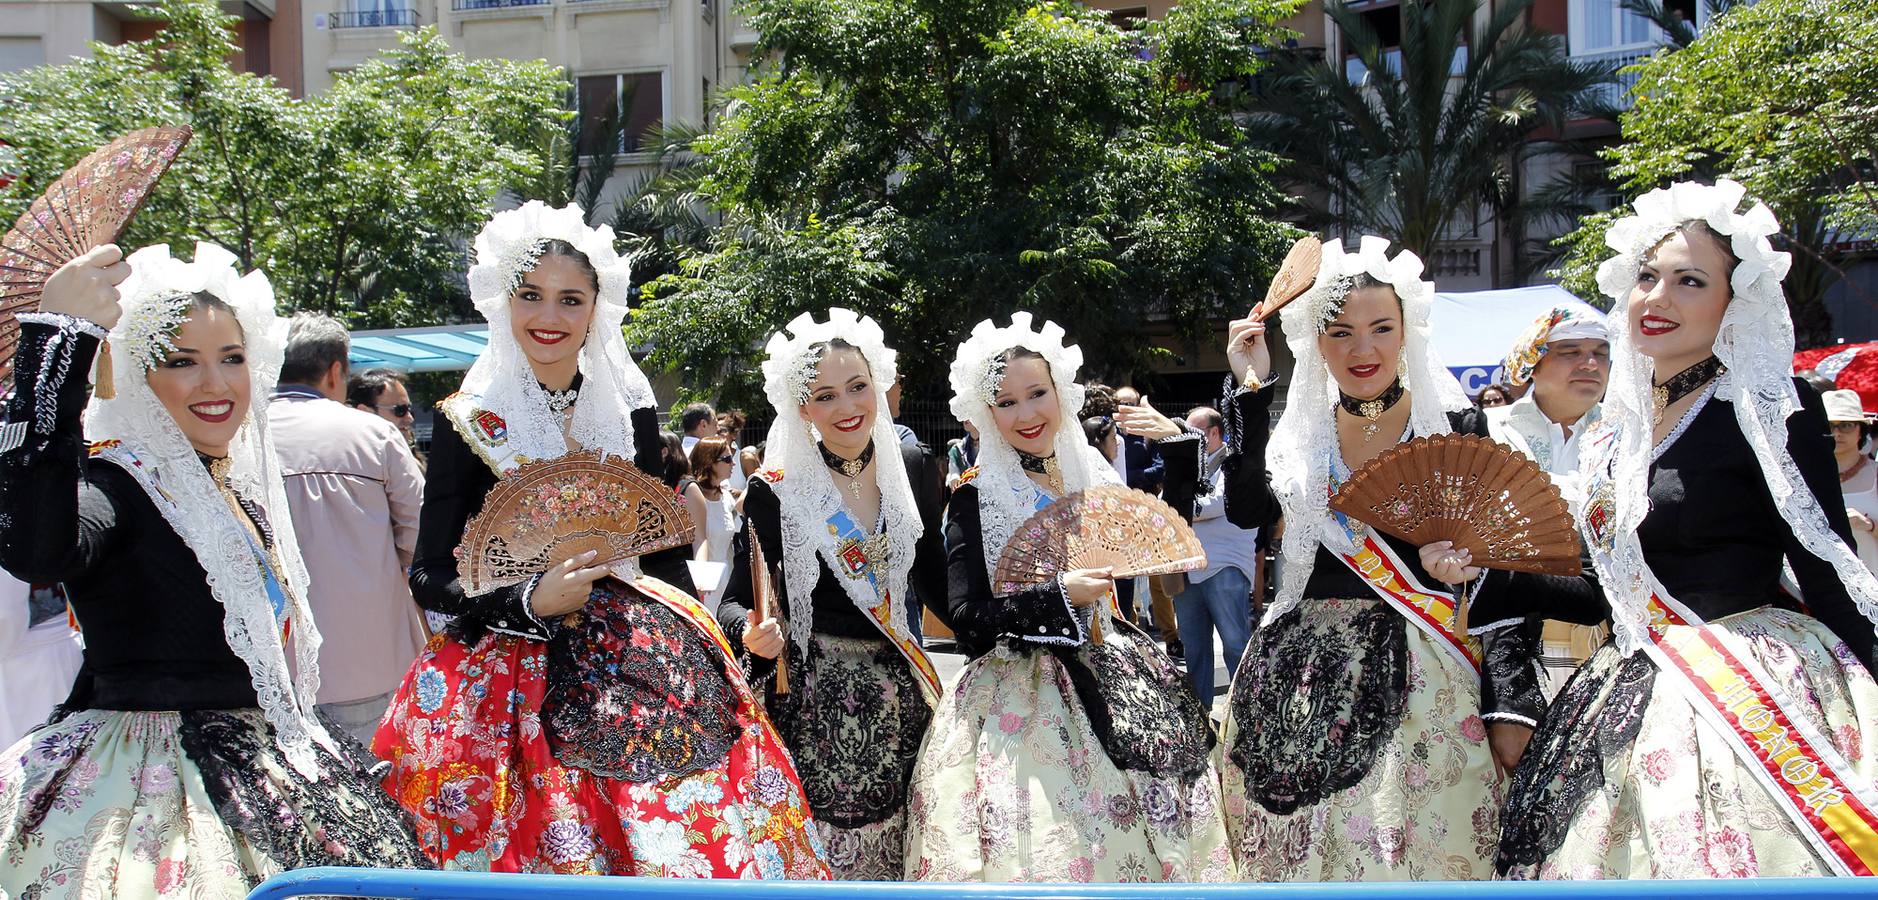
[540,372,584,415]
[1018,451,1065,492]
[1653,356,1724,424]
[819,440,875,478]
[1338,378,1406,442]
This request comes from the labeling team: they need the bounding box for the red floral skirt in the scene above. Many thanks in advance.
[373,577,829,878]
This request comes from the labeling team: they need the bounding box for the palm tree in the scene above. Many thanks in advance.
[1245,0,1615,262]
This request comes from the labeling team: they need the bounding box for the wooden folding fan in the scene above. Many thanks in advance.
[455,450,696,596]
[0,127,194,385]
[1249,236,1324,322]
[991,484,1207,597]
[1328,433,1583,576]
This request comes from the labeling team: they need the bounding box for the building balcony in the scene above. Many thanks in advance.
[1575,45,1658,111]
[451,0,548,11]
[329,7,417,27]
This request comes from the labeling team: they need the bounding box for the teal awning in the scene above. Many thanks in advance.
[348,324,487,373]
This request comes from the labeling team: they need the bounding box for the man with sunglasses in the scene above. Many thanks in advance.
[271,314,429,744]
[348,367,418,447]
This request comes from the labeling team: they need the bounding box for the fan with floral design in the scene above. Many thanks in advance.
[1328,433,1582,575]
[0,127,193,383]
[990,485,1207,596]
[456,450,696,596]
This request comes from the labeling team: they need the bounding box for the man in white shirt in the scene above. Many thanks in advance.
[1175,406,1258,708]
[1485,306,1610,703]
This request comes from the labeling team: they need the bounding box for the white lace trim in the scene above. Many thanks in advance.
[1651,379,1717,462]
[459,201,654,467]
[1582,179,1878,655]
[947,314,1121,578]
[1262,235,1472,625]
[81,243,332,777]
[756,309,920,657]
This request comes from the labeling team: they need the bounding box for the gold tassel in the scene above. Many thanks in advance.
[93,340,114,399]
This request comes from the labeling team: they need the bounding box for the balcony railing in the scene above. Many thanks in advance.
[452,0,549,11]
[1576,45,1658,111]
[329,7,417,27]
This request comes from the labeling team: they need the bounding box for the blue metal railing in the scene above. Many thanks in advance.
[249,870,1877,900]
[451,0,549,11]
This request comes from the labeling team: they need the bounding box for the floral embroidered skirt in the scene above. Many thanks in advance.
[374,580,829,878]
[904,630,1236,882]
[1497,606,1878,879]
[767,632,931,881]
[0,706,430,900]
[1219,597,1501,881]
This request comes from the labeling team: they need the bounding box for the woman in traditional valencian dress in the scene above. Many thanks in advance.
[904,313,1234,882]
[1491,180,1878,879]
[716,309,947,880]
[1217,236,1552,880]
[373,202,827,878]
[0,243,430,898]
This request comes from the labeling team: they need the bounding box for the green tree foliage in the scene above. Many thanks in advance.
[1245,0,1614,262]
[0,0,566,326]
[1549,0,1877,344]
[630,0,1303,408]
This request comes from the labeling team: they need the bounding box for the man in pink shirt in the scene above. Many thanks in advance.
[271,314,428,744]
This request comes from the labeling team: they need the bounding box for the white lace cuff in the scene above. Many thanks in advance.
[487,573,553,641]
[1014,575,1088,648]
[15,311,110,340]
[1,313,105,454]
[1482,711,1538,728]
[1468,617,1525,636]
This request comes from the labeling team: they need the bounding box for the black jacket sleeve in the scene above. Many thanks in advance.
[944,482,1087,656]
[1783,380,1876,674]
[632,406,667,479]
[1153,429,1204,522]
[0,318,122,585]
[406,414,550,640]
[1220,381,1283,531]
[905,443,952,632]
[718,476,782,680]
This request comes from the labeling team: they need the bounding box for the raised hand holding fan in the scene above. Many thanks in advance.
[1328,433,1582,576]
[0,127,193,385]
[456,450,696,597]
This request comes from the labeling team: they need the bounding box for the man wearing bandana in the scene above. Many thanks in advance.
[1486,307,1612,710]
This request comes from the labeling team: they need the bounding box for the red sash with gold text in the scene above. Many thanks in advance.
[1331,533,1481,674]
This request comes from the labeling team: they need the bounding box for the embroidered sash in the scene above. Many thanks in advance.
[822,504,942,705]
[1324,458,1479,673]
[1330,533,1481,674]
[439,392,528,475]
[1639,581,1878,876]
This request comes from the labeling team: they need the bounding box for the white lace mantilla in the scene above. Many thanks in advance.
[757,309,921,655]
[459,201,655,467]
[946,313,1122,578]
[82,243,333,777]
[1580,179,1878,654]
[1263,235,1471,625]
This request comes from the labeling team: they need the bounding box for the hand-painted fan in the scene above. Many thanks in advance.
[0,126,194,384]
[1328,433,1583,576]
[455,450,696,596]
[1250,236,1323,322]
[990,485,1207,596]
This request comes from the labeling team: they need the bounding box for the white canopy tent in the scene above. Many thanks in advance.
[1427,285,1604,397]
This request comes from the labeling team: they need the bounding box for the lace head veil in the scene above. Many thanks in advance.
[757,308,920,657]
[83,242,332,776]
[1585,179,1878,653]
[459,201,655,462]
[946,312,1122,577]
[1262,235,1471,625]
